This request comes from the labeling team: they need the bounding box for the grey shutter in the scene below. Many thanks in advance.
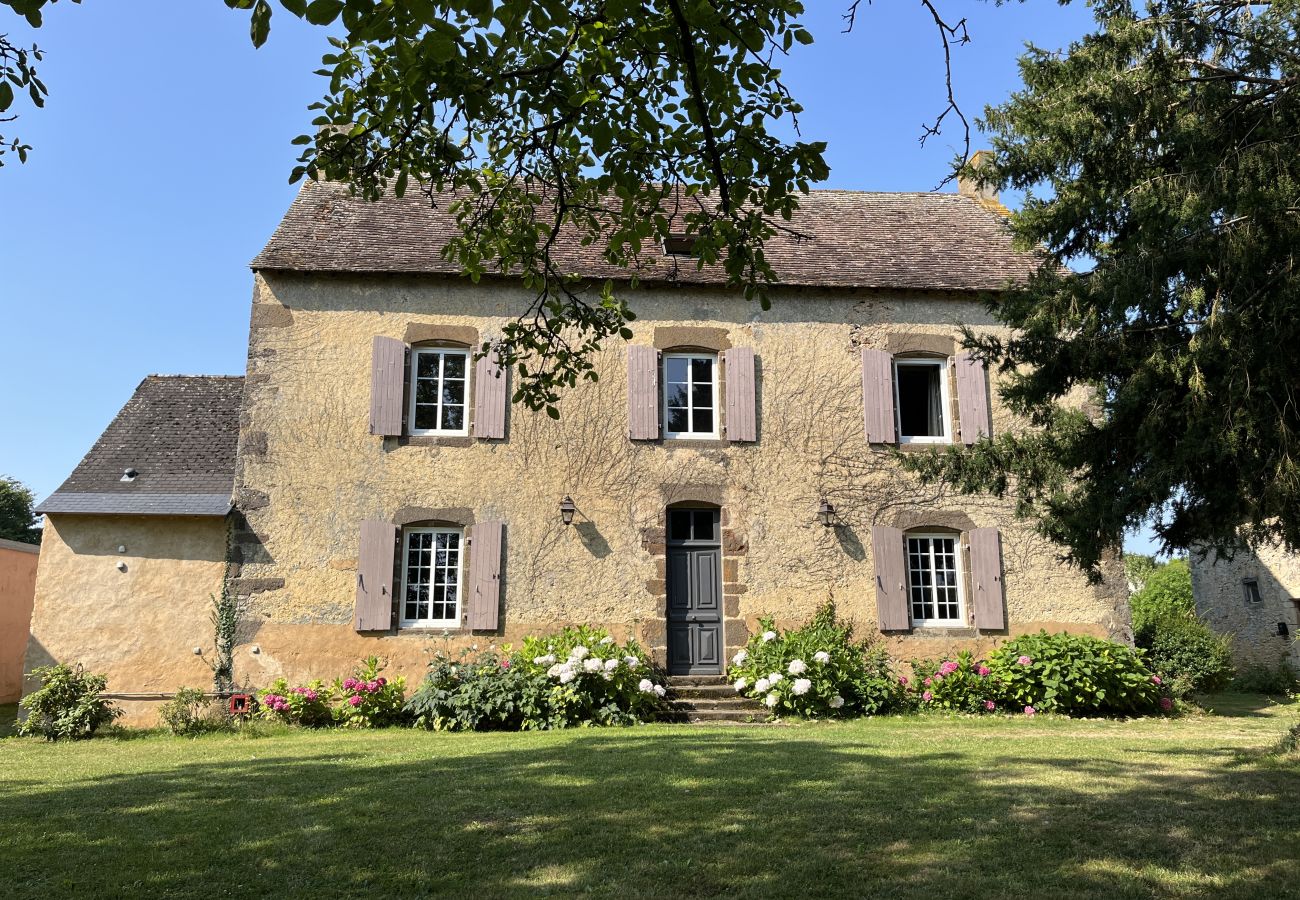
[472,349,507,439]
[354,519,397,631]
[466,519,504,630]
[723,347,757,442]
[871,525,909,630]
[861,348,896,444]
[969,527,1006,630]
[369,336,406,437]
[955,352,992,444]
[627,345,660,440]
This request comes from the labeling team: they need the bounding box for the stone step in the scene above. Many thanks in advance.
[669,683,740,700]
[670,696,762,712]
[664,674,729,687]
[684,707,768,724]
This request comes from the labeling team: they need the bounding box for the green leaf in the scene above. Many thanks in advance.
[0,81,12,113]
[249,0,272,48]
[304,0,343,25]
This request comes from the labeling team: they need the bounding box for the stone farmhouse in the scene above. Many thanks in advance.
[1191,546,1300,675]
[26,176,1131,721]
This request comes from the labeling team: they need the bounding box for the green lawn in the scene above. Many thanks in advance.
[2,696,1298,899]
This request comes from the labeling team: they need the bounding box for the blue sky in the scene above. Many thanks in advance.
[0,1,1160,555]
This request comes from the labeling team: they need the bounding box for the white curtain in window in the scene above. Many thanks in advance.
[926,366,943,436]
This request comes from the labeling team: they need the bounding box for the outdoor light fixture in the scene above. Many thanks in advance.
[559,495,576,527]
[817,499,836,528]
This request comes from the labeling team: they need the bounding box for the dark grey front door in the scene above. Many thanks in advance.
[666,507,723,675]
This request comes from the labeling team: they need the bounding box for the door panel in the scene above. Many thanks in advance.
[665,509,723,675]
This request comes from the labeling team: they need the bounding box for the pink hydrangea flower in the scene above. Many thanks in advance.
[1017,656,1033,666]
[1160,697,1173,711]
[1024,705,1036,716]
[377,677,387,686]
[348,695,363,707]
[984,700,996,711]
[923,676,933,686]
[501,659,511,669]
[343,678,358,690]
[939,661,959,676]
[1151,675,1162,685]
[898,676,908,686]
[922,691,933,702]
[977,665,991,677]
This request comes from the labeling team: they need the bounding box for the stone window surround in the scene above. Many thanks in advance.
[882,510,982,632]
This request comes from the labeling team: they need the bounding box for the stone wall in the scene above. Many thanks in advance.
[1191,544,1300,673]
[24,514,228,722]
[226,272,1128,691]
[0,539,40,702]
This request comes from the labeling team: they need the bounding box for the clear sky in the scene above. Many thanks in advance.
[0,1,1160,555]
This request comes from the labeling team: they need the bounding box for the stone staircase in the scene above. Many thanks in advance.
[665,675,768,724]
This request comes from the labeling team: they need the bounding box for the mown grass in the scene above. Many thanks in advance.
[2,694,1298,899]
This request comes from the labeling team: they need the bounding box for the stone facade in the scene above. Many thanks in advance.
[24,514,228,722]
[0,539,39,703]
[1191,544,1300,673]
[224,271,1128,694]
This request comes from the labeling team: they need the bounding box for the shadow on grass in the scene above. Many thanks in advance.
[3,728,1300,898]
[1200,692,1296,718]
[0,703,16,739]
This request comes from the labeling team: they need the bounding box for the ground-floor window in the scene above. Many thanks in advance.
[907,533,964,625]
[401,527,463,626]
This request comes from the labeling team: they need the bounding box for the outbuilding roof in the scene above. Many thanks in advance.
[251,180,1039,293]
[37,375,243,518]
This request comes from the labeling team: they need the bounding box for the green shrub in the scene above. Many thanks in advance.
[1139,616,1235,698]
[159,687,232,736]
[1233,662,1299,695]
[727,603,903,717]
[911,652,1000,713]
[408,627,666,731]
[334,657,407,728]
[1129,558,1194,637]
[18,663,122,740]
[988,631,1164,716]
[257,679,333,727]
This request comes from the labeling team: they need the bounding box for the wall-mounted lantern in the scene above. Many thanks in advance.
[817,499,836,528]
[560,495,577,527]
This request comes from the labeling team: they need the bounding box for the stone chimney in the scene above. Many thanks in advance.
[957,150,998,204]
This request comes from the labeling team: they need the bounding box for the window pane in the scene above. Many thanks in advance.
[442,381,465,406]
[692,408,714,433]
[417,353,438,378]
[691,384,712,408]
[665,357,688,383]
[443,354,466,379]
[414,405,438,431]
[442,405,464,431]
[693,510,714,541]
[667,407,688,432]
[690,357,714,382]
[415,378,438,404]
[665,384,688,407]
[897,364,944,438]
[669,510,693,541]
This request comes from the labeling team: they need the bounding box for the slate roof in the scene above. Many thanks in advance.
[37,376,243,517]
[251,180,1040,293]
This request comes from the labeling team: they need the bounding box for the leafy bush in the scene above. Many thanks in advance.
[408,627,666,731]
[159,687,232,736]
[1139,616,1235,698]
[18,663,122,740]
[1129,558,1194,637]
[727,603,903,717]
[334,657,407,728]
[1233,662,1299,695]
[988,631,1164,716]
[257,679,333,727]
[911,652,1000,713]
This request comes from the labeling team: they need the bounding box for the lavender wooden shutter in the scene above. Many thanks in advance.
[955,352,992,444]
[472,349,507,439]
[627,345,660,440]
[861,349,896,444]
[467,520,504,630]
[354,519,397,631]
[369,336,406,437]
[871,525,909,631]
[723,347,757,442]
[969,527,1006,630]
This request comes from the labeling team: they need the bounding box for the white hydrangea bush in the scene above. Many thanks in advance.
[727,604,904,718]
[518,625,666,724]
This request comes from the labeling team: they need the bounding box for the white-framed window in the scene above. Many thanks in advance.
[400,527,463,627]
[409,347,470,436]
[906,532,965,625]
[894,358,951,443]
[663,352,719,439]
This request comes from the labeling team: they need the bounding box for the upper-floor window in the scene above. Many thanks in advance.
[895,358,951,443]
[410,347,469,436]
[907,532,964,625]
[401,526,463,627]
[1243,578,1263,604]
[663,352,718,439]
